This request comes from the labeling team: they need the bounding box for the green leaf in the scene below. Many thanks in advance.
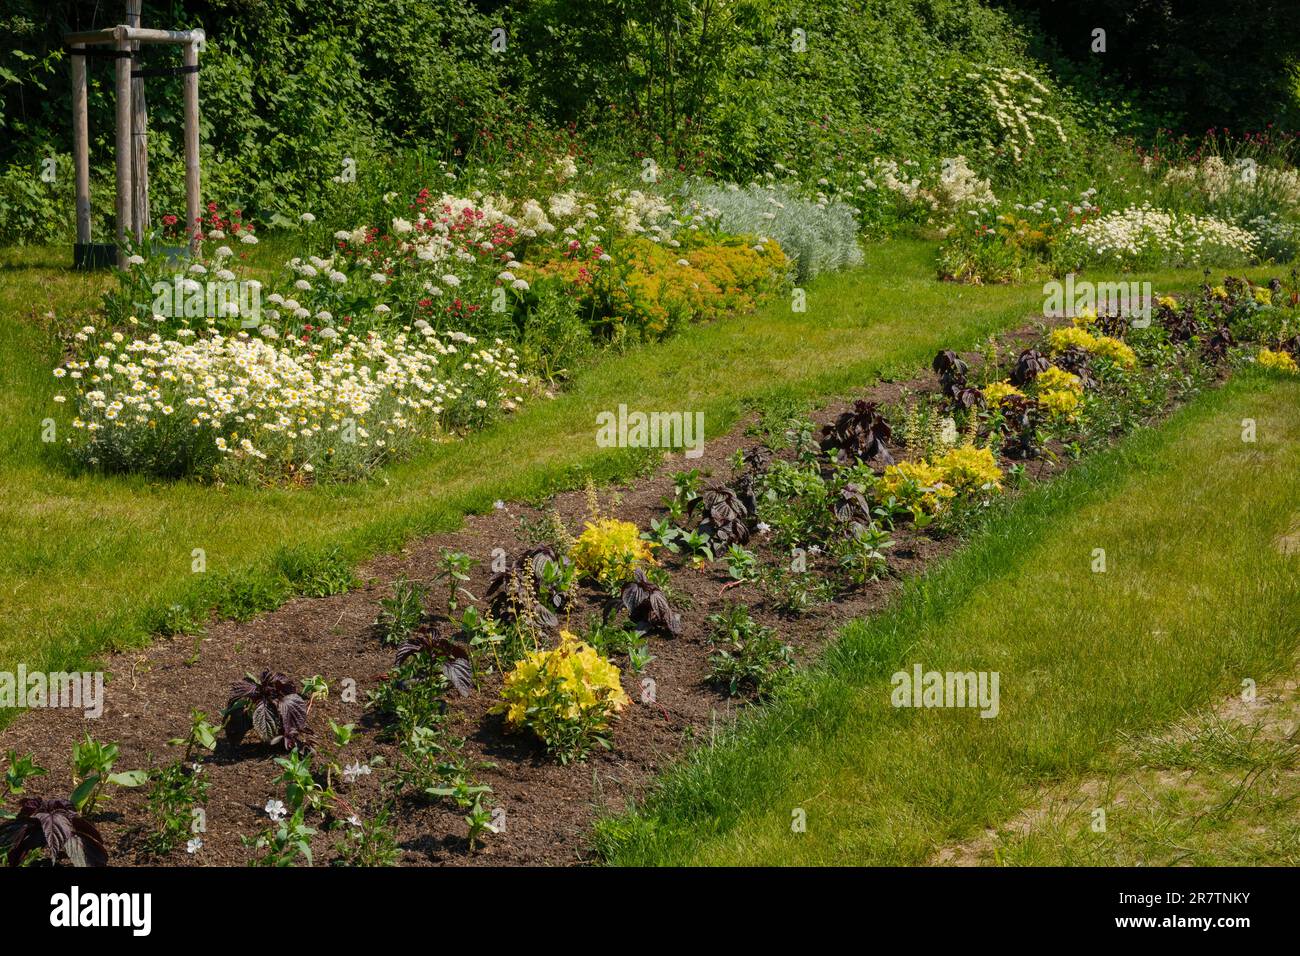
[70,775,100,811]
[107,769,148,788]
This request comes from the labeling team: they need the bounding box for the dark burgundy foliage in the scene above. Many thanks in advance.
[224,670,311,752]
[1009,348,1052,386]
[933,350,984,409]
[485,544,569,629]
[831,483,873,528]
[997,395,1042,459]
[1093,311,1130,338]
[0,798,108,867]
[691,484,752,544]
[820,400,894,464]
[1204,325,1235,361]
[395,626,474,697]
[1053,345,1097,388]
[1161,303,1202,343]
[620,570,681,636]
[739,445,772,473]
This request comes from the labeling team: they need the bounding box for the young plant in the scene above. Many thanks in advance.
[247,807,316,867]
[434,549,476,617]
[395,625,475,697]
[69,736,147,816]
[704,605,795,699]
[938,355,984,410]
[724,545,759,583]
[375,576,428,646]
[486,544,574,630]
[425,754,497,853]
[620,569,683,636]
[820,399,895,464]
[493,631,630,763]
[834,523,895,586]
[1009,347,1051,386]
[678,528,715,564]
[223,670,312,752]
[691,484,753,545]
[641,517,684,554]
[332,803,401,867]
[571,518,657,591]
[0,798,108,867]
[2,751,46,799]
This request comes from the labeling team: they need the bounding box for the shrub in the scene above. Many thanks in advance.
[880,460,956,516]
[1047,327,1136,368]
[571,519,657,590]
[492,631,630,763]
[688,181,861,282]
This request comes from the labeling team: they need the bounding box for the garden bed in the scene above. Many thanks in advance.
[2,277,1296,867]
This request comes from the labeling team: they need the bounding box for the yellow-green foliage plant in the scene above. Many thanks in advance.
[1257,348,1299,374]
[493,631,631,763]
[570,518,657,590]
[934,444,1004,493]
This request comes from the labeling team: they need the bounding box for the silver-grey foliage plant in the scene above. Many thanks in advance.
[688,181,864,282]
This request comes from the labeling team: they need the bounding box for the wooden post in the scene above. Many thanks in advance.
[183,33,201,253]
[127,0,150,239]
[71,44,92,246]
[113,25,134,267]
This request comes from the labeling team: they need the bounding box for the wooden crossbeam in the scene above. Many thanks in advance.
[64,12,205,266]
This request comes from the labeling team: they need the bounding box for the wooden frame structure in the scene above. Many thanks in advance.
[65,2,204,267]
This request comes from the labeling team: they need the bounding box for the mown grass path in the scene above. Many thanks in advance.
[594,371,1300,865]
[0,241,1280,688]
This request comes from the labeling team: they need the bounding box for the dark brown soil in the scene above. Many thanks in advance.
[1,319,1071,868]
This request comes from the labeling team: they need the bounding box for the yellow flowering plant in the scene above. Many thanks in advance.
[1035,366,1083,393]
[1258,348,1299,374]
[492,631,630,763]
[1088,335,1137,368]
[571,518,657,590]
[1047,326,1136,369]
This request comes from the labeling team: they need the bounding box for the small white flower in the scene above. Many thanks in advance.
[265,798,287,822]
[300,212,316,223]
[342,761,371,783]
[186,837,203,854]
[127,254,145,266]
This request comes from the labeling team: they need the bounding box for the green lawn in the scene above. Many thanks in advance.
[0,240,1282,700]
[594,370,1300,866]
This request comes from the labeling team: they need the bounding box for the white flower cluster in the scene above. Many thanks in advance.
[967,66,1067,163]
[1162,156,1300,209]
[1059,203,1258,269]
[54,326,527,482]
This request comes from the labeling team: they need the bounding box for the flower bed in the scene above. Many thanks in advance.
[6,273,1296,867]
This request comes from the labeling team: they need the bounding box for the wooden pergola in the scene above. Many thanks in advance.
[64,2,204,267]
